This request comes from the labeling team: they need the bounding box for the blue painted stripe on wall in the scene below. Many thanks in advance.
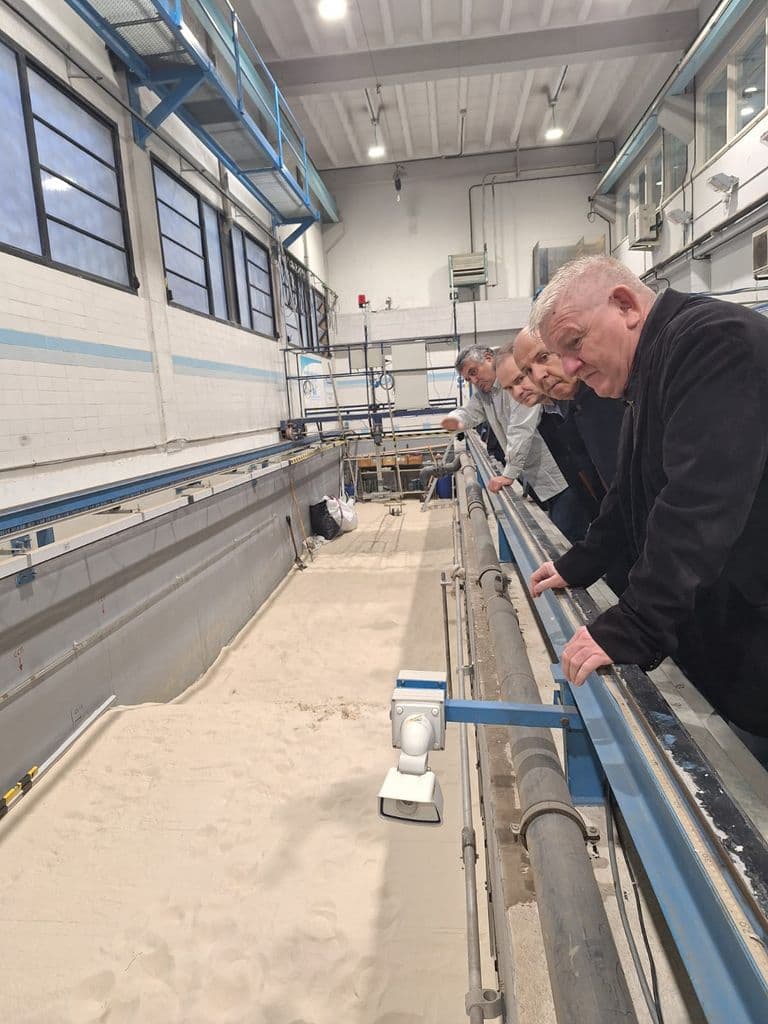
[172,354,282,383]
[0,327,153,368]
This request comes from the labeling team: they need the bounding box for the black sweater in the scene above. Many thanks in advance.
[556,289,768,729]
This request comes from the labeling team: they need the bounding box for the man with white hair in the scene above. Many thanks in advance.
[441,345,588,541]
[528,254,768,763]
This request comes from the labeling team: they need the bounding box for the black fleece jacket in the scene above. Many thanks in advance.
[555,290,768,716]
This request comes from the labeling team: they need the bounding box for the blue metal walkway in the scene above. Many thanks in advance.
[65,0,338,245]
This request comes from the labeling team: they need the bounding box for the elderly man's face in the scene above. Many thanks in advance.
[514,332,579,400]
[542,286,643,398]
[460,353,496,393]
[496,354,545,407]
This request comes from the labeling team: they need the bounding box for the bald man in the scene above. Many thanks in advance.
[528,255,768,764]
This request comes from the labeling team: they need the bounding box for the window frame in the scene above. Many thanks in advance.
[696,16,768,170]
[230,224,277,339]
[0,31,137,293]
[282,253,331,354]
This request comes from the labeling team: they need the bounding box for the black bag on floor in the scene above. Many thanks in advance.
[309,499,341,540]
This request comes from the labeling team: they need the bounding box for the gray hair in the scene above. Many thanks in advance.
[529,255,654,335]
[455,345,494,373]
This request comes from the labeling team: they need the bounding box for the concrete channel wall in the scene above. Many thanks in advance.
[0,447,341,794]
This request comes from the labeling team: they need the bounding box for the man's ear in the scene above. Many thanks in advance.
[610,285,643,329]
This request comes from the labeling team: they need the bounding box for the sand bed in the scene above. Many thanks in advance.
[0,503,489,1023]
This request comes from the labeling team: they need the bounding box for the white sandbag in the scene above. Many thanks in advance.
[338,496,358,532]
[324,495,343,527]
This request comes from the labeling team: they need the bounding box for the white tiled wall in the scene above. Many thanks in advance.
[0,3,293,509]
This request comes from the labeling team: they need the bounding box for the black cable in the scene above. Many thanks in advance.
[605,785,664,1024]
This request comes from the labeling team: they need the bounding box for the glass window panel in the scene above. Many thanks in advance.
[152,165,199,224]
[249,285,272,316]
[663,132,687,194]
[28,70,114,164]
[202,203,228,321]
[736,32,766,133]
[42,172,124,246]
[703,70,727,159]
[245,237,269,271]
[248,264,272,293]
[161,236,207,287]
[617,187,630,239]
[35,121,119,205]
[231,227,251,328]
[252,310,274,336]
[157,200,203,256]
[0,42,41,254]
[166,270,209,314]
[634,168,646,206]
[47,219,128,284]
[650,150,662,206]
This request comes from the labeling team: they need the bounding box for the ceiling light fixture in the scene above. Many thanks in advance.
[366,83,386,159]
[318,0,347,20]
[741,105,755,118]
[545,100,563,141]
[743,85,758,95]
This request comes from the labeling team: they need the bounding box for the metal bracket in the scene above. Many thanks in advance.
[513,799,599,849]
[465,986,503,1019]
[15,567,36,587]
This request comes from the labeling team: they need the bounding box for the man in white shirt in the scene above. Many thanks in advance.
[441,345,588,541]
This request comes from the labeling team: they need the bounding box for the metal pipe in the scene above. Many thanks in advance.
[451,512,486,1024]
[439,572,453,694]
[458,457,638,1024]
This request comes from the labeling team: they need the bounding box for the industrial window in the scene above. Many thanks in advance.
[0,38,132,287]
[663,131,687,195]
[282,254,330,353]
[152,163,228,319]
[617,187,630,241]
[649,148,663,207]
[703,69,728,161]
[698,20,767,162]
[231,226,276,337]
[736,31,766,133]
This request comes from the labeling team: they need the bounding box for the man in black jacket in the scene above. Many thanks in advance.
[528,255,768,761]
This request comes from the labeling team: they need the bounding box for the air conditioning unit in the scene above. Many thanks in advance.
[628,204,660,249]
[753,228,768,279]
[449,252,488,289]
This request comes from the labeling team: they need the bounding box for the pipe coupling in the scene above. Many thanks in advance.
[465,986,503,1019]
[514,800,598,849]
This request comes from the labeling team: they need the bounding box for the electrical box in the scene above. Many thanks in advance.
[753,228,768,279]
[449,252,488,290]
[628,204,660,249]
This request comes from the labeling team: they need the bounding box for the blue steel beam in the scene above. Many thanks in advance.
[446,699,578,729]
[134,69,206,147]
[282,217,319,249]
[469,434,768,1022]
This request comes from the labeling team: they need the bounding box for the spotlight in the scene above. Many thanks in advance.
[368,120,385,159]
[318,0,347,20]
[707,173,739,193]
[545,100,563,141]
[393,163,405,203]
[379,768,443,824]
[666,207,693,225]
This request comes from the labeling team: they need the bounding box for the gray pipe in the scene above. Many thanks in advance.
[459,460,637,1024]
[419,443,461,487]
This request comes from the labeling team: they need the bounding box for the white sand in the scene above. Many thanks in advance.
[0,503,490,1023]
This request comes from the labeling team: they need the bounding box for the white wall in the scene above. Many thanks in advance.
[0,2,292,508]
[323,168,603,317]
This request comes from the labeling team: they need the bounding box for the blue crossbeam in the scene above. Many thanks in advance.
[446,699,578,729]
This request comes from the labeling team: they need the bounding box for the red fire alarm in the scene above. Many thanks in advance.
[357,293,367,309]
